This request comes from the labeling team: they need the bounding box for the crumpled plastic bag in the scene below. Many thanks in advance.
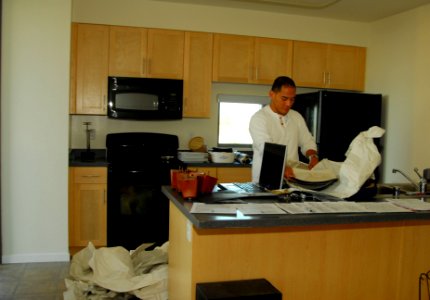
[318,126,385,198]
[288,126,385,199]
[64,242,169,300]
[290,160,338,182]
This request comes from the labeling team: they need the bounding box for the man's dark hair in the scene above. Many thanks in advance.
[271,76,296,92]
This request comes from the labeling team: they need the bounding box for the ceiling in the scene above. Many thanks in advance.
[156,0,430,22]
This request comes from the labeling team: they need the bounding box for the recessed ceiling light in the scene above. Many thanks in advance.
[232,0,341,8]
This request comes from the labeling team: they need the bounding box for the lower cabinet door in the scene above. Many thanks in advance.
[69,167,107,248]
[216,167,251,183]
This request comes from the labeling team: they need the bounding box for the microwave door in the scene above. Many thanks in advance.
[116,93,158,111]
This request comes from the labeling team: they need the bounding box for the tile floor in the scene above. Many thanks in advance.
[0,261,70,300]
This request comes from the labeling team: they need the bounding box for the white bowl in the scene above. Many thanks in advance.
[209,152,235,163]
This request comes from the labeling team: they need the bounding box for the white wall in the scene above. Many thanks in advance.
[367,4,430,182]
[72,0,370,45]
[1,0,71,262]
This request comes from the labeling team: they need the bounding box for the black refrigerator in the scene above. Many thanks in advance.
[294,90,383,165]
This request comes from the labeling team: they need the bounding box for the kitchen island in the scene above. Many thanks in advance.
[162,186,430,300]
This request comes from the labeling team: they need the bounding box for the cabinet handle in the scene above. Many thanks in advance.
[142,58,146,75]
[103,189,106,205]
[255,68,259,81]
[82,175,100,178]
[327,72,331,87]
[323,72,326,86]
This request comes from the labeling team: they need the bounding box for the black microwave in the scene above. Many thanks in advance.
[107,76,183,120]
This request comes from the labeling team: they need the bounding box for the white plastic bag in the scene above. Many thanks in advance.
[64,242,169,300]
[321,126,385,198]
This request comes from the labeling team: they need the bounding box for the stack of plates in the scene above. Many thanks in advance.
[178,151,209,163]
[287,177,338,191]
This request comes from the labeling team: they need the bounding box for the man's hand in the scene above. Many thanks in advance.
[305,150,319,170]
[284,166,295,179]
[308,155,319,169]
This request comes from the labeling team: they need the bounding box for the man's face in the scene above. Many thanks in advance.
[269,85,296,116]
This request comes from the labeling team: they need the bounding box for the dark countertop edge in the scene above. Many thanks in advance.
[69,161,109,167]
[183,162,251,168]
[68,149,250,168]
[69,148,108,167]
[162,186,430,230]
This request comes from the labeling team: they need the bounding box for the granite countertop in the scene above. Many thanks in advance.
[69,148,251,168]
[69,149,108,167]
[186,162,251,168]
[162,186,430,229]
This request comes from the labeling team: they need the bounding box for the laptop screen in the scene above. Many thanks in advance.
[259,142,287,190]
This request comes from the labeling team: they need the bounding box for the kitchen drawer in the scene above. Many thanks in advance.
[71,167,107,183]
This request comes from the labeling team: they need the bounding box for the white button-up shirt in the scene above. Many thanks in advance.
[249,105,317,183]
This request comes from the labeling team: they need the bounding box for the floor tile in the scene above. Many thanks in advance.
[0,262,69,299]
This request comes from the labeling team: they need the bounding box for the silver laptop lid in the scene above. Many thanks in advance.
[258,142,287,190]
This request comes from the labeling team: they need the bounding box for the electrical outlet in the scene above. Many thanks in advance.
[89,129,96,140]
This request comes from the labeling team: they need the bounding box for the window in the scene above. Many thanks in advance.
[217,94,269,148]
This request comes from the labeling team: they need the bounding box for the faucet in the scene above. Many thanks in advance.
[392,168,427,194]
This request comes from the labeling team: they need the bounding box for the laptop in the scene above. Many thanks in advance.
[218,142,287,196]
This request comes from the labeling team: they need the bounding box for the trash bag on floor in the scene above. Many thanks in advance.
[64,242,168,300]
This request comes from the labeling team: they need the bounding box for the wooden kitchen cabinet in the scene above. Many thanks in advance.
[253,37,293,84]
[187,166,251,183]
[183,31,213,118]
[213,34,253,83]
[292,40,366,91]
[70,23,109,115]
[326,44,366,90]
[69,167,107,252]
[217,167,251,183]
[108,26,147,77]
[109,26,185,79]
[213,33,293,84]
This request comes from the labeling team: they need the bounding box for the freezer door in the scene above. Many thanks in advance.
[295,90,382,162]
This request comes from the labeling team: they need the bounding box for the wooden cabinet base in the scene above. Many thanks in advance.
[69,246,84,257]
[168,202,430,300]
[69,167,107,249]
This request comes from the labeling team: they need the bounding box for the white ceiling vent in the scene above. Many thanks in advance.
[232,0,341,8]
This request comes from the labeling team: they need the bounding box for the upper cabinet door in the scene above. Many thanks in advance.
[109,26,147,77]
[72,23,109,115]
[292,41,327,89]
[108,27,184,79]
[213,34,293,84]
[183,32,213,118]
[326,44,366,91]
[253,37,293,84]
[213,34,254,83]
[292,40,366,91]
[146,29,185,79]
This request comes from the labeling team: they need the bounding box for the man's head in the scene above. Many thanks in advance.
[269,76,296,116]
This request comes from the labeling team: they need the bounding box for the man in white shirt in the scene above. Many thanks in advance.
[249,76,319,183]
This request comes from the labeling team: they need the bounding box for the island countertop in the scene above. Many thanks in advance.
[161,186,430,229]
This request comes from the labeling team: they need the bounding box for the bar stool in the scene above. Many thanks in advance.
[196,278,282,300]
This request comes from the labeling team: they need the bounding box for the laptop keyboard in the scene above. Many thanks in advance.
[233,182,264,193]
